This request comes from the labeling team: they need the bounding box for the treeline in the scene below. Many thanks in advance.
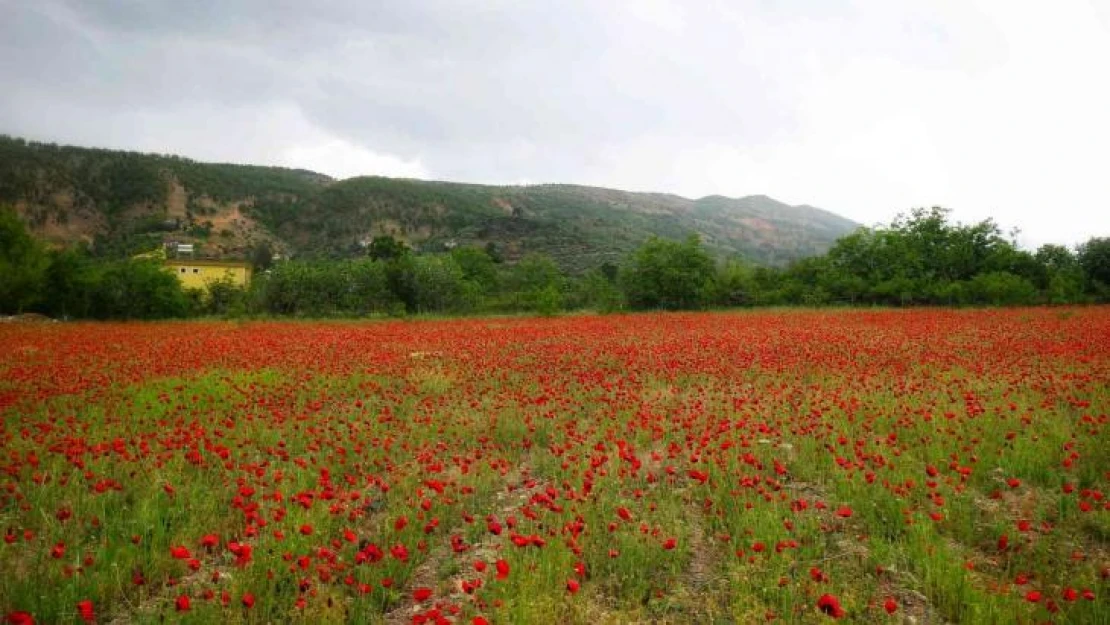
[737,207,1109,307]
[2,206,1108,319]
[1,211,192,318]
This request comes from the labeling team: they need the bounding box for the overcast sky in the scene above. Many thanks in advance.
[2,0,1108,248]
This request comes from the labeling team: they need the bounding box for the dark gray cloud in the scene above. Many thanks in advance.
[1,0,1107,247]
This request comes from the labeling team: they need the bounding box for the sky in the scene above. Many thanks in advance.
[2,0,1108,249]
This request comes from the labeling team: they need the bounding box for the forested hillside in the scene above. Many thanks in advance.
[0,136,858,271]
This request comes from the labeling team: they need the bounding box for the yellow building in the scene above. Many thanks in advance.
[165,259,252,291]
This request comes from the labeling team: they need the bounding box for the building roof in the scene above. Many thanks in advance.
[164,259,251,268]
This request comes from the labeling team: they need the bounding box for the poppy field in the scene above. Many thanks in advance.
[1,309,1108,624]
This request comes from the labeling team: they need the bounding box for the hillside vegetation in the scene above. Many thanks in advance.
[0,135,857,271]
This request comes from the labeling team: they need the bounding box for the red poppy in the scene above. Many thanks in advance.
[495,559,510,580]
[817,594,845,618]
[413,587,433,601]
[883,597,897,614]
[76,601,95,624]
[175,595,191,612]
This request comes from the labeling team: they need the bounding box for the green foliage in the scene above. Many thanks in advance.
[788,207,1086,307]
[451,245,499,290]
[708,260,755,307]
[249,241,274,271]
[88,260,192,319]
[367,235,410,262]
[203,276,248,317]
[0,135,857,270]
[3,134,1108,316]
[574,267,625,313]
[40,246,98,318]
[0,206,49,312]
[509,254,566,315]
[964,271,1038,306]
[620,235,714,310]
[1077,237,1110,300]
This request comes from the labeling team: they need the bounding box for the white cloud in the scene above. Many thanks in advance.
[279,139,427,180]
[2,0,1108,248]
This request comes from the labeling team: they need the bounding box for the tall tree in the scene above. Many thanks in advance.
[0,208,48,313]
[620,235,714,310]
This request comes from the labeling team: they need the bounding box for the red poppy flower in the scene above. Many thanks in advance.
[566,578,580,593]
[175,595,191,612]
[495,559,510,580]
[413,587,432,602]
[883,597,897,614]
[76,600,95,624]
[817,594,845,618]
[242,593,255,608]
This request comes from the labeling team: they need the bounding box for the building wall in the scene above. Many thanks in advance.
[166,263,251,290]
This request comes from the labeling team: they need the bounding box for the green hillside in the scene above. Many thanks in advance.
[0,135,859,271]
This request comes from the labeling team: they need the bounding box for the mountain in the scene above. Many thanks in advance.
[0,136,859,271]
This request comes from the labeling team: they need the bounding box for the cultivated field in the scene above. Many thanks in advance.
[1,309,1107,624]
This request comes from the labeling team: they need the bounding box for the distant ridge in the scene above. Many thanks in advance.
[0,135,859,271]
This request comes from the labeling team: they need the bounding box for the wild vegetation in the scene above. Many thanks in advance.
[2,202,1108,319]
[0,309,1106,624]
[0,136,857,270]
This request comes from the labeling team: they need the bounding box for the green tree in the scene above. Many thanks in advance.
[711,260,756,307]
[620,235,715,310]
[411,255,468,314]
[346,259,397,314]
[509,254,565,315]
[368,235,410,262]
[249,241,275,271]
[0,208,48,313]
[205,276,248,316]
[1077,237,1110,300]
[451,245,499,291]
[575,267,625,313]
[89,259,191,319]
[1034,244,1084,303]
[41,247,97,318]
